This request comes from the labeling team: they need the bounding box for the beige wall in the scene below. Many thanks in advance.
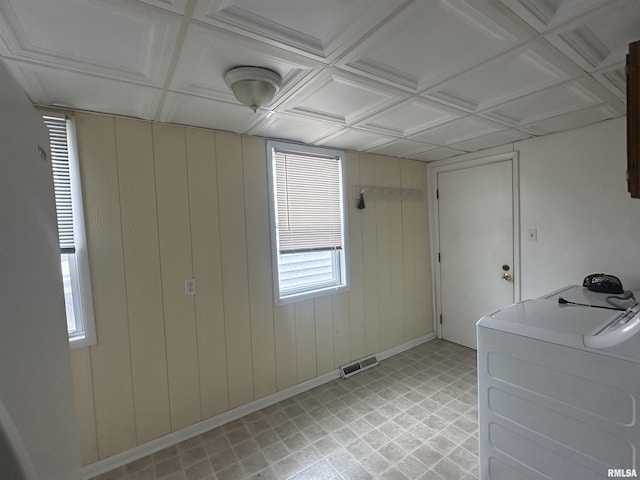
[68,111,433,465]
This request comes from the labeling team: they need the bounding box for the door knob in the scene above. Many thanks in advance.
[501,272,512,282]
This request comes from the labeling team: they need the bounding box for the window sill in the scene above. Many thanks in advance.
[69,333,96,349]
[275,283,350,306]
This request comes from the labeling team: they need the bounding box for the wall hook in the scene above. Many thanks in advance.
[357,189,366,209]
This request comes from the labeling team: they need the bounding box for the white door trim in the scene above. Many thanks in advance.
[427,152,521,340]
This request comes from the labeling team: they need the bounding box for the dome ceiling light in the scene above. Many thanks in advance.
[224,66,282,113]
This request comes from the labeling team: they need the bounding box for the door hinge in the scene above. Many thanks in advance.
[439,314,443,324]
[436,188,439,199]
[438,252,441,262]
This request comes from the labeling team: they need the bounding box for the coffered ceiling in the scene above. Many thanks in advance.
[0,0,636,161]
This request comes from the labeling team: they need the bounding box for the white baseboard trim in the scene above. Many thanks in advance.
[80,332,435,479]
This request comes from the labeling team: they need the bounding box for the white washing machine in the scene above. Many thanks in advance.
[477,285,640,480]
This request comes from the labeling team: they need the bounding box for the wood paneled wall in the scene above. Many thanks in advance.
[69,112,433,464]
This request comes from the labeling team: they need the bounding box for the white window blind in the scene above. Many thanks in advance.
[274,150,343,253]
[43,114,75,254]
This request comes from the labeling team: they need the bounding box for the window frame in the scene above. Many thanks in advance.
[43,111,96,348]
[267,141,350,306]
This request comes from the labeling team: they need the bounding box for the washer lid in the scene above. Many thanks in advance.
[478,299,620,346]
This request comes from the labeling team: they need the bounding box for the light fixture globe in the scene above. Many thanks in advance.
[224,66,281,112]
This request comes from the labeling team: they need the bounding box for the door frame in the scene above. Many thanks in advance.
[427,151,521,340]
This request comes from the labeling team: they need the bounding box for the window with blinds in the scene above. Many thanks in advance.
[42,112,96,346]
[268,142,349,303]
[44,115,76,254]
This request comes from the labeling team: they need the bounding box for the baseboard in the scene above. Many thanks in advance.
[80,332,435,479]
[377,332,435,362]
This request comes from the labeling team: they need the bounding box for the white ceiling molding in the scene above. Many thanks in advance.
[135,0,190,15]
[482,77,615,126]
[407,146,467,162]
[170,23,319,108]
[422,40,582,113]
[449,128,531,152]
[337,0,531,92]
[593,63,626,99]
[409,116,506,147]
[314,128,395,152]
[0,0,181,86]
[192,0,406,62]
[278,69,407,126]
[545,0,640,72]
[356,97,465,137]
[520,101,624,135]
[366,139,440,158]
[160,92,266,132]
[497,0,610,33]
[7,60,162,120]
[247,111,341,144]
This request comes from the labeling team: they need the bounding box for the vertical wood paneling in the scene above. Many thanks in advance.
[359,154,380,355]
[387,157,405,347]
[332,293,350,367]
[116,118,171,444]
[374,155,394,351]
[295,300,317,382]
[242,135,277,400]
[315,296,334,374]
[75,113,136,458]
[215,132,254,408]
[69,348,98,465]
[400,160,419,340]
[153,123,201,430]
[274,304,297,390]
[346,153,366,360]
[186,128,230,418]
[71,112,434,464]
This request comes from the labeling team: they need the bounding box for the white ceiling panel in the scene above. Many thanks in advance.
[409,116,505,146]
[367,139,439,158]
[314,128,394,152]
[546,0,640,72]
[248,112,340,144]
[0,0,181,86]
[424,41,580,112]
[450,128,531,152]
[593,63,626,99]
[407,147,467,162]
[193,0,405,61]
[338,0,531,92]
[498,0,609,33]
[483,78,613,126]
[357,97,464,137]
[5,60,161,120]
[135,0,189,15]
[522,102,624,135]
[170,23,319,106]
[278,69,406,125]
[160,92,265,132]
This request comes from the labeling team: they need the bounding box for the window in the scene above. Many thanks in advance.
[267,141,349,304]
[43,113,96,347]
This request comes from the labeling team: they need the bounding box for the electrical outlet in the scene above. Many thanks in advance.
[185,278,197,296]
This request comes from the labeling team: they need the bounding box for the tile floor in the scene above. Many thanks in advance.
[93,339,479,480]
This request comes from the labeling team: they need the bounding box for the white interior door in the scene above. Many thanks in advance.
[437,159,515,349]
